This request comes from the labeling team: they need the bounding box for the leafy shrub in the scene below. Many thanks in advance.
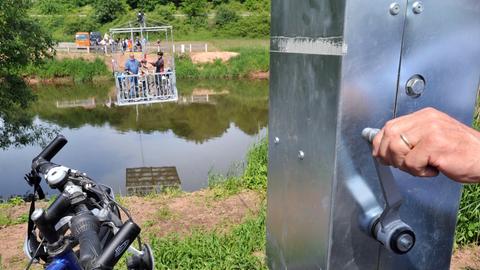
[93,0,128,23]
[244,0,270,12]
[181,0,208,27]
[176,48,269,79]
[217,12,270,38]
[35,0,73,14]
[215,5,239,27]
[64,16,99,35]
[153,3,176,22]
[24,58,110,82]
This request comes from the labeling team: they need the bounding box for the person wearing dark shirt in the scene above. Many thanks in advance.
[150,52,165,73]
[150,52,165,95]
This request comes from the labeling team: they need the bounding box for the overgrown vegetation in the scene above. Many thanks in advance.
[176,48,269,79]
[456,109,480,246]
[28,0,271,41]
[23,58,110,82]
[456,184,480,246]
[149,205,266,269]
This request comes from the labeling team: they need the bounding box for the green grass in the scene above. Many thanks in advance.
[23,58,110,82]
[0,197,28,227]
[149,204,266,270]
[455,109,480,246]
[456,182,480,246]
[176,47,269,79]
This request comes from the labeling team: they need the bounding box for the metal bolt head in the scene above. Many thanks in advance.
[298,151,305,160]
[274,137,280,144]
[396,233,414,253]
[412,1,424,14]
[389,3,401,15]
[406,75,426,97]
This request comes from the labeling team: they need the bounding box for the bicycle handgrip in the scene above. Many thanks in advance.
[71,213,102,269]
[34,135,68,162]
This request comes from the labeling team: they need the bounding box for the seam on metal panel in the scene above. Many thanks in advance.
[270,36,347,56]
[326,53,346,270]
[393,2,410,118]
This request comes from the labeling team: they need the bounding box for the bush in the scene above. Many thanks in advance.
[176,47,269,79]
[215,5,239,27]
[217,12,270,38]
[181,0,208,27]
[24,58,110,82]
[35,0,73,15]
[64,16,100,35]
[93,0,128,23]
[152,3,176,22]
[244,0,270,12]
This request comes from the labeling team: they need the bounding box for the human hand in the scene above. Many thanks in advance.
[372,107,480,183]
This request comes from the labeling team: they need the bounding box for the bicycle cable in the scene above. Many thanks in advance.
[25,238,45,270]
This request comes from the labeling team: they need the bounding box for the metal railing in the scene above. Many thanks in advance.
[114,71,178,106]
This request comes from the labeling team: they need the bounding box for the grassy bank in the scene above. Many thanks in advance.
[176,48,269,79]
[23,58,110,82]
[143,138,268,269]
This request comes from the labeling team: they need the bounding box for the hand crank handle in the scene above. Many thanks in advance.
[361,127,416,254]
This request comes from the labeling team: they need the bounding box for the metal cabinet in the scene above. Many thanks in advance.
[267,1,480,269]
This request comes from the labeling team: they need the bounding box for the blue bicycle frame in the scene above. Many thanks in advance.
[46,250,82,270]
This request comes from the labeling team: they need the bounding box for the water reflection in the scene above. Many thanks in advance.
[32,80,268,143]
[0,79,268,198]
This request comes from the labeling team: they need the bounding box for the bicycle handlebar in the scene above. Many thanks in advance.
[32,134,67,175]
[27,135,148,270]
[34,135,67,162]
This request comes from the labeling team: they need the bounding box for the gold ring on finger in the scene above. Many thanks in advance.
[400,133,414,149]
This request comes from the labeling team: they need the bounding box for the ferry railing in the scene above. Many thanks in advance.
[114,71,178,106]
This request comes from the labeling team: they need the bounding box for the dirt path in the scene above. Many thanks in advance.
[0,190,260,270]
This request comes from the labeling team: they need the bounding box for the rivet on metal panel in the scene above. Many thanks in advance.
[412,1,424,14]
[274,137,280,144]
[389,3,401,16]
[406,75,426,98]
[298,151,305,160]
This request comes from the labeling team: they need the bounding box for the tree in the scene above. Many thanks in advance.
[215,5,238,27]
[0,0,56,149]
[181,0,208,26]
[93,0,128,23]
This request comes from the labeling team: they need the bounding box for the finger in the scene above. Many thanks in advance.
[378,131,392,164]
[402,141,440,177]
[386,137,411,168]
[372,129,384,157]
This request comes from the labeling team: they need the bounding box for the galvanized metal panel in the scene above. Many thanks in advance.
[268,0,480,269]
[379,1,480,269]
[329,0,408,269]
[268,1,345,269]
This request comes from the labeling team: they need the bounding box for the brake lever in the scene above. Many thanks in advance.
[362,128,416,254]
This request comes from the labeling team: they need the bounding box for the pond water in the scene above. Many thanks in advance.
[0,79,268,199]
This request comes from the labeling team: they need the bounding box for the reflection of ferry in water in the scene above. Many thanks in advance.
[55,88,229,109]
[126,166,181,196]
[178,89,229,105]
